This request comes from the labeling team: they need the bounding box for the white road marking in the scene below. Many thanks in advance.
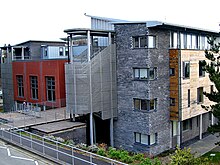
[10,155,35,161]
[7,148,11,156]
[0,146,7,149]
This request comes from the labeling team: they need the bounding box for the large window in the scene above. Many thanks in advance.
[170,32,178,48]
[134,132,157,145]
[199,61,205,77]
[30,76,38,99]
[183,62,190,78]
[133,68,157,80]
[134,98,157,111]
[182,119,192,131]
[132,36,156,48]
[197,87,204,104]
[16,75,24,97]
[46,76,55,102]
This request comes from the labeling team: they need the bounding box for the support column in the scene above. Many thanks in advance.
[177,121,181,146]
[21,47,24,60]
[211,113,214,125]
[88,30,93,146]
[110,118,114,147]
[69,34,73,63]
[15,101,18,111]
[200,114,203,140]
[108,32,112,46]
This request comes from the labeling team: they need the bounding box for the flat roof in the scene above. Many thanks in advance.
[14,40,66,47]
[64,28,115,37]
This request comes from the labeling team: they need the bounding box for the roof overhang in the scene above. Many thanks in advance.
[64,28,115,37]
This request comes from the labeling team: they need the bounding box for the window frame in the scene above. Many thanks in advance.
[183,61,190,79]
[169,68,175,76]
[133,98,157,111]
[30,76,38,100]
[132,35,156,49]
[170,98,175,106]
[133,68,157,80]
[59,47,64,56]
[197,87,204,104]
[46,76,56,102]
[16,75,24,97]
[182,119,192,131]
[199,60,205,77]
[134,132,157,146]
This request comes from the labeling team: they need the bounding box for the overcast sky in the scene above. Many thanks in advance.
[0,0,219,46]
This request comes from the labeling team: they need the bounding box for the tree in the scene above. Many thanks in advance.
[202,36,220,141]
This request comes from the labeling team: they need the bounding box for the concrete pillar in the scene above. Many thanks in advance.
[21,47,24,60]
[69,34,73,63]
[177,121,181,146]
[15,101,17,111]
[110,118,114,147]
[211,113,214,125]
[200,114,203,139]
[87,30,93,146]
[11,47,14,61]
[108,32,112,46]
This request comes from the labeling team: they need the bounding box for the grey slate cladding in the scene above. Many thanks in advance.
[114,23,170,155]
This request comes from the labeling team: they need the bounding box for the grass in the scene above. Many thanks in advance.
[202,151,220,164]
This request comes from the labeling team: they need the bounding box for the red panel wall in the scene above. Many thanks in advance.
[12,60,67,108]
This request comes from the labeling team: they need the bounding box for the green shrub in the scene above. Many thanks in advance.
[133,153,145,161]
[108,147,121,159]
[97,148,106,156]
[170,146,209,165]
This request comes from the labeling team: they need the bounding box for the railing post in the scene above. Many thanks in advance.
[72,147,74,165]
[31,134,32,149]
[56,141,58,160]
[42,137,45,155]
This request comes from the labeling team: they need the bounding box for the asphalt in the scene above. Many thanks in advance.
[187,133,220,157]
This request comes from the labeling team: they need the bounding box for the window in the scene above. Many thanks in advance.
[170,32,178,48]
[182,119,192,131]
[172,121,178,136]
[188,89,190,107]
[148,36,156,48]
[46,77,55,102]
[134,132,157,145]
[42,46,48,56]
[180,33,186,49]
[187,34,192,49]
[65,47,68,56]
[132,36,156,48]
[183,61,190,78]
[199,61,205,77]
[30,76,38,99]
[133,68,157,80]
[197,87,204,104]
[169,68,175,76]
[16,75,24,97]
[199,36,205,49]
[59,47,63,56]
[170,98,175,106]
[134,98,157,111]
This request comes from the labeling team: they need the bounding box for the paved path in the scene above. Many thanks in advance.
[187,134,220,157]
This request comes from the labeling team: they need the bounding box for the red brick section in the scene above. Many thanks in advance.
[12,60,67,108]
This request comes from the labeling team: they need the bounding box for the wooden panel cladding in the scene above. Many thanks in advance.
[169,49,179,121]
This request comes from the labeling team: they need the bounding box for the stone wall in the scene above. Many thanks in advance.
[114,23,171,155]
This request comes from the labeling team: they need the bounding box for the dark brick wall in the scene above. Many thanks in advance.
[114,23,171,155]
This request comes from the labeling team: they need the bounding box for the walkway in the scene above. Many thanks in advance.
[187,134,220,157]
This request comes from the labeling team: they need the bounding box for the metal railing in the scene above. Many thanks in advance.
[0,123,127,165]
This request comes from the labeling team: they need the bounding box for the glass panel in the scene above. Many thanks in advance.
[172,121,178,136]
[134,69,139,79]
[140,36,147,48]
[134,99,140,110]
[187,34,192,49]
[192,35,197,49]
[141,99,147,110]
[140,69,148,79]
[149,68,155,79]
[141,134,148,145]
[148,36,155,48]
[135,133,140,143]
[133,37,139,48]
[149,99,155,110]
[150,134,156,145]
[180,33,185,49]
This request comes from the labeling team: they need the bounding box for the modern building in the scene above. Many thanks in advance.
[64,15,219,155]
[1,40,68,112]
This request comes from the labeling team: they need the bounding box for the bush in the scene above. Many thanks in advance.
[170,146,209,165]
[97,148,106,156]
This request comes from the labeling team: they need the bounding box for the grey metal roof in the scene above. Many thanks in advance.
[113,20,219,34]
[64,28,115,37]
[14,40,66,47]
[84,13,129,23]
